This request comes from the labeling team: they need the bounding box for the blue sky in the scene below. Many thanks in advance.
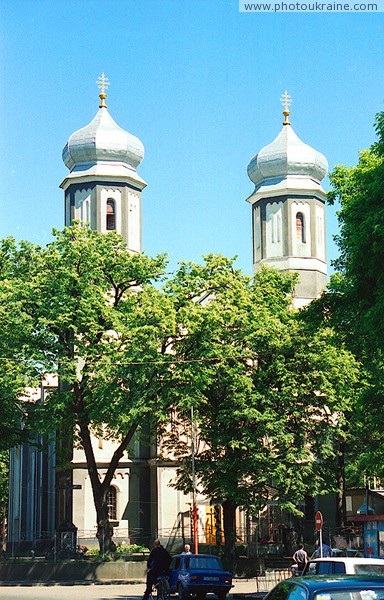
[0,0,383,276]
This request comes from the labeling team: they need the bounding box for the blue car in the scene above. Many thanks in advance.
[264,574,384,600]
[169,553,233,600]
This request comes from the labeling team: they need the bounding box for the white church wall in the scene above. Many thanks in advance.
[74,188,92,226]
[127,189,141,253]
[158,467,185,536]
[253,205,262,263]
[316,204,326,262]
[265,202,283,258]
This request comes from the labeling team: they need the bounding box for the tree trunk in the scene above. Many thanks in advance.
[222,499,237,559]
[336,439,346,528]
[0,500,6,561]
[95,491,116,553]
[78,411,137,553]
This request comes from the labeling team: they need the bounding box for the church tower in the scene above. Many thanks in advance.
[60,74,146,253]
[246,93,328,307]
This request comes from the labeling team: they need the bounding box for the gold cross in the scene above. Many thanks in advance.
[280,90,292,125]
[97,73,110,108]
[97,73,110,94]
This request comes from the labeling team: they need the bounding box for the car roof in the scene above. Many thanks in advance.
[292,574,384,589]
[309,557,384,565]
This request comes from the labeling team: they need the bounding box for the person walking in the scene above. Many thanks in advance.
[293,543,308,575]
[143,539,172,600]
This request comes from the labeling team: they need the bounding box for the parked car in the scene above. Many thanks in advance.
[303,557,384,576]
[169,553,232,600]
[264,574,384,600]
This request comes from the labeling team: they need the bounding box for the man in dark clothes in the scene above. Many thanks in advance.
[143,539,172,600]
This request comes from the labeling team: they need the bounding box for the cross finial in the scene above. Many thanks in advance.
[280,90,292,125]
[97,73,110,108]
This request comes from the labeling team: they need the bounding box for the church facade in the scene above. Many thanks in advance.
[7,84,328,554]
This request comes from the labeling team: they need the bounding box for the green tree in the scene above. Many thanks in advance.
[1,225,175,551]
[161,256,358,557]
[0,238,41,450]
[322,111,384,484]
[327,111,384,352]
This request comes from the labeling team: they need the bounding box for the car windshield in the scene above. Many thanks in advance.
[315,588,384,600]
[355,566,384,575]
[187,557,222,570]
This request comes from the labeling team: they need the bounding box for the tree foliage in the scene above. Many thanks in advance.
[0,225,175,550]
[327,111,384,352]
[160,256,358,556]
[1,226,361,554]
[316,110,384,483]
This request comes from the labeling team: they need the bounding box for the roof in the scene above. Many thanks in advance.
[292,574,384,589]
[62,106,144,172]
[247,123,328,189]
[309,558,384,565]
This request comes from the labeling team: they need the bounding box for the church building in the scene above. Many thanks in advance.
[7,83,328,554]
[247,91,328,308]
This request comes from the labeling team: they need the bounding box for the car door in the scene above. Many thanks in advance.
[170,556,182,592]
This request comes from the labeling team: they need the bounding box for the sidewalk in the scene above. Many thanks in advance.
[0,578,268,600]
[0,573,290,599]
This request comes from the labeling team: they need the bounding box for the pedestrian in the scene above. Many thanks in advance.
[315,543,332,558]
[183,543,192,554]
[292,543,308,575]
[143,539,172,600]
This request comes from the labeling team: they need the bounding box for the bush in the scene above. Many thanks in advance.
[85,547,101,556]
[115,543,150,554]
[85,543,149,558]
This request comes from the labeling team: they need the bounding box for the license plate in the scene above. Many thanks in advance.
[203,577,219,581]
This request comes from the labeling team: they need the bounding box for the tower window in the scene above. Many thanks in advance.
[107,486,117,520]
[296,212,305,243]
[106,199,116,231]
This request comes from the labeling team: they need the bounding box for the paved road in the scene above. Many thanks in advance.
[0,579,259,600]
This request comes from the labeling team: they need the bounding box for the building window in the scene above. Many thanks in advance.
[296,212,305,243]
[107,486,117,520]
[106,199,116,231]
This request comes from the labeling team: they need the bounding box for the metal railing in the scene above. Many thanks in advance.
[255,569,292,593]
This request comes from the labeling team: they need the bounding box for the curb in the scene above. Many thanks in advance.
[0,579,144,587]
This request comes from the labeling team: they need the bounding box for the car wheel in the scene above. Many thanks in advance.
[178,584,188,600]
[196,594,206,600]
[217,593,227,600]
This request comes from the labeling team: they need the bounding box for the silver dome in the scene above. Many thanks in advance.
[62,107,144,172]
[247,123,328,187]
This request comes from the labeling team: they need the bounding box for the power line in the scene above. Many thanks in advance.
[0,355,253,367]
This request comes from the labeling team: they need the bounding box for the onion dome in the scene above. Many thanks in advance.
[247,91,328,188]
[62,73,144,173]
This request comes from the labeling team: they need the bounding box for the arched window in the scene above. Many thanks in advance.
[106,199,116,231]
[107,486,117,520]
[296,212,305,243]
